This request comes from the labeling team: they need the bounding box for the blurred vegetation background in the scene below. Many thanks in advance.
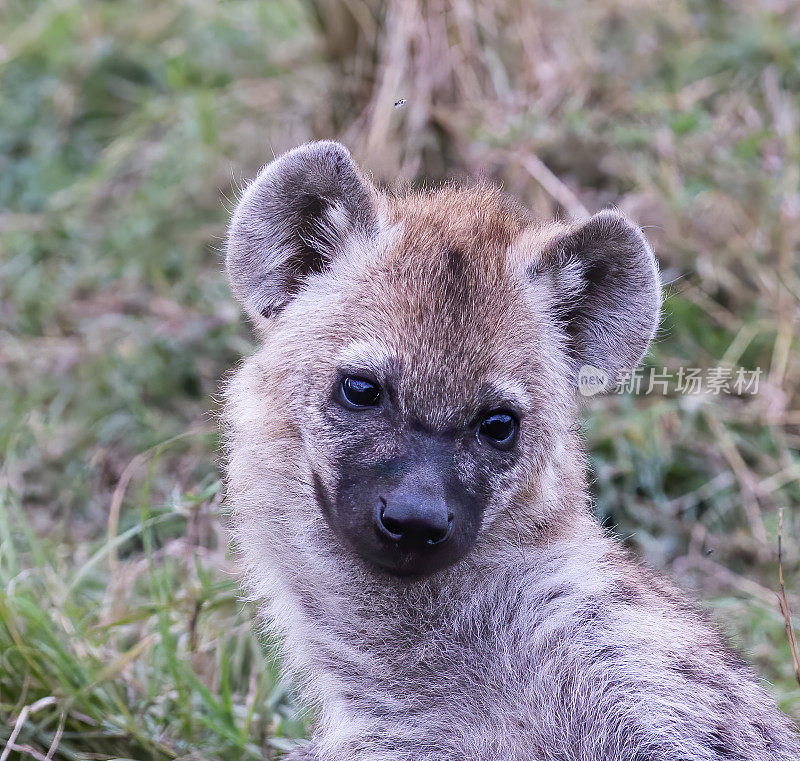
[1,0,799,758]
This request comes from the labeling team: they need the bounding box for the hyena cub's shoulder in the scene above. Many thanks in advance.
[223,141,800,761]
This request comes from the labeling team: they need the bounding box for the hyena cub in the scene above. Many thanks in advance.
[223,141,799,760]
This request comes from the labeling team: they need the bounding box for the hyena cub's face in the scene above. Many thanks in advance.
[226,142,660,577]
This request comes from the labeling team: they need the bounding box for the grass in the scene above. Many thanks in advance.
[0,441,308,759]
[1,0,799,757]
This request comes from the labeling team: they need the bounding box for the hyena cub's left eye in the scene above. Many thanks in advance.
[340,376,382,408]
[478,411,518,449]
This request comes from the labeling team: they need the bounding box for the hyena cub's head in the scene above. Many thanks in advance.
[225,142,660,579]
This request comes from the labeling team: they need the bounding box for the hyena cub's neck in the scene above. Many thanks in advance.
[274,506,616,741]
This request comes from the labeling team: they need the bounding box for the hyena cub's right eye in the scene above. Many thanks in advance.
[340,376,382,409]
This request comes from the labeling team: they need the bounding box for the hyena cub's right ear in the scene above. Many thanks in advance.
[226,141,378,321]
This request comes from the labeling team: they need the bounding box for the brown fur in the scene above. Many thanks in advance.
[222,142,799,760]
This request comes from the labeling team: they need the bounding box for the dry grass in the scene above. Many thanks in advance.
[778,508,800,687]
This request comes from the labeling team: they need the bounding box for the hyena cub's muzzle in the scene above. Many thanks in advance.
[317,376,494,577]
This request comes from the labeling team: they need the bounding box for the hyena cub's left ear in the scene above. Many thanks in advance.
[226,141,378,321]
[532,210,661,389]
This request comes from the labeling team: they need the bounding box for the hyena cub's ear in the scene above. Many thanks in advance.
[532,210,661,389]
[226,141,378,320]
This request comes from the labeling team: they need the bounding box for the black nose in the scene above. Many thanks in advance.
[375,495,452,546]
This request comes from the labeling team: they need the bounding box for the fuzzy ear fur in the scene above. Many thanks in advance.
[532,210,661,389]
[226,141,378,320]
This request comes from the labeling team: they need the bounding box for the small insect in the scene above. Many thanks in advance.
[393,99,407,108]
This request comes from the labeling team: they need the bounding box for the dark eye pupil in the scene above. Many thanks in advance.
[341,376,381,407]
[479,412,516,443]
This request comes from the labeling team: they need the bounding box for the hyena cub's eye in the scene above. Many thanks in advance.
[477,411,518,449]
[340,376,382,409]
